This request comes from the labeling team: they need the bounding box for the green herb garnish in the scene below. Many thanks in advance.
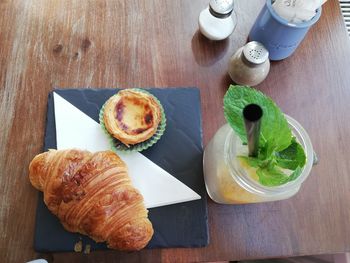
[223,85,306,186]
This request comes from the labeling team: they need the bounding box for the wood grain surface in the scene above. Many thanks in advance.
[1,0,350,262]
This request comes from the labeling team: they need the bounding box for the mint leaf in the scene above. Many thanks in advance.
[224,85,292,152]
[223,85,307,187]
[286,166,302,182]
[238,156,263,168]
[256,165,289,187]
[257,165,303,186]
[276,137,306,170]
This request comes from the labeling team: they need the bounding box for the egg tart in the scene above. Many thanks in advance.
[102,89,163,147]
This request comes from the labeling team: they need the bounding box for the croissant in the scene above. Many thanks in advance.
[29,149,153,251]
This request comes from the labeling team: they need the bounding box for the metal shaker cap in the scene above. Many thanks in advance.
[209,0,234,18]
[243,41,269,65]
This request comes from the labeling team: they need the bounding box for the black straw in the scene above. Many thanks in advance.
[243,104,263,157]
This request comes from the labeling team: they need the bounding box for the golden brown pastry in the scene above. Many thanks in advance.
[29,149,153,251]
[103,89,162,146]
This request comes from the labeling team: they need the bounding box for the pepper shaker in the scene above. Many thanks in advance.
[198,0,236,41]
[228,41,270,86]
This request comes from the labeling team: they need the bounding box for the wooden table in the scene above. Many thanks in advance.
[1,0,350,262]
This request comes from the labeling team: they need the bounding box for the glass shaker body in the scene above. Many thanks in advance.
[228,42,270,86]
[198,0,236,41]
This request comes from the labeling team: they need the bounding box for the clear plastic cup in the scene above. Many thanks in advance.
[203,115,314,204]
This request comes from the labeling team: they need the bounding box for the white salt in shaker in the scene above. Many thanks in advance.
[198,0,236,41]
[228,41,270,86]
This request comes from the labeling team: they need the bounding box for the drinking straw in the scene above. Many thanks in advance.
[243,104,263,157]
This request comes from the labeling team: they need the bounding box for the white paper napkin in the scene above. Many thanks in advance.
[272,0,323,23]
[53,92,201,208]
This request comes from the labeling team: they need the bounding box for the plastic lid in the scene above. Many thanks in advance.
[243,41,269,64]
[209,0,234,18]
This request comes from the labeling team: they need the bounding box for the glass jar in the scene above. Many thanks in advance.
[203,115,314,204]
[228,41,270,86]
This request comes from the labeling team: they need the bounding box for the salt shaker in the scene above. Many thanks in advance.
[228,41,270,86]
[198,0,236,41]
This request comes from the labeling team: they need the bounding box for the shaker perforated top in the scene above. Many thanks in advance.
[243,41,269,65]
[209,0,234,18]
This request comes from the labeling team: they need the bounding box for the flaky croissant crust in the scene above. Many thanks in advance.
[29,149,153,251]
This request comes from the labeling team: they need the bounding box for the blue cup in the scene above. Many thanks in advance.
[249,0,322,60]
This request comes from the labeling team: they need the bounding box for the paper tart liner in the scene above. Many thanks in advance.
[99,88,166,152]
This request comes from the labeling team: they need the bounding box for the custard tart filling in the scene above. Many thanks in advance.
[103,89,162,146]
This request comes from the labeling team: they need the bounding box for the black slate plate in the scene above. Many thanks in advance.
[34,88,209,252]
